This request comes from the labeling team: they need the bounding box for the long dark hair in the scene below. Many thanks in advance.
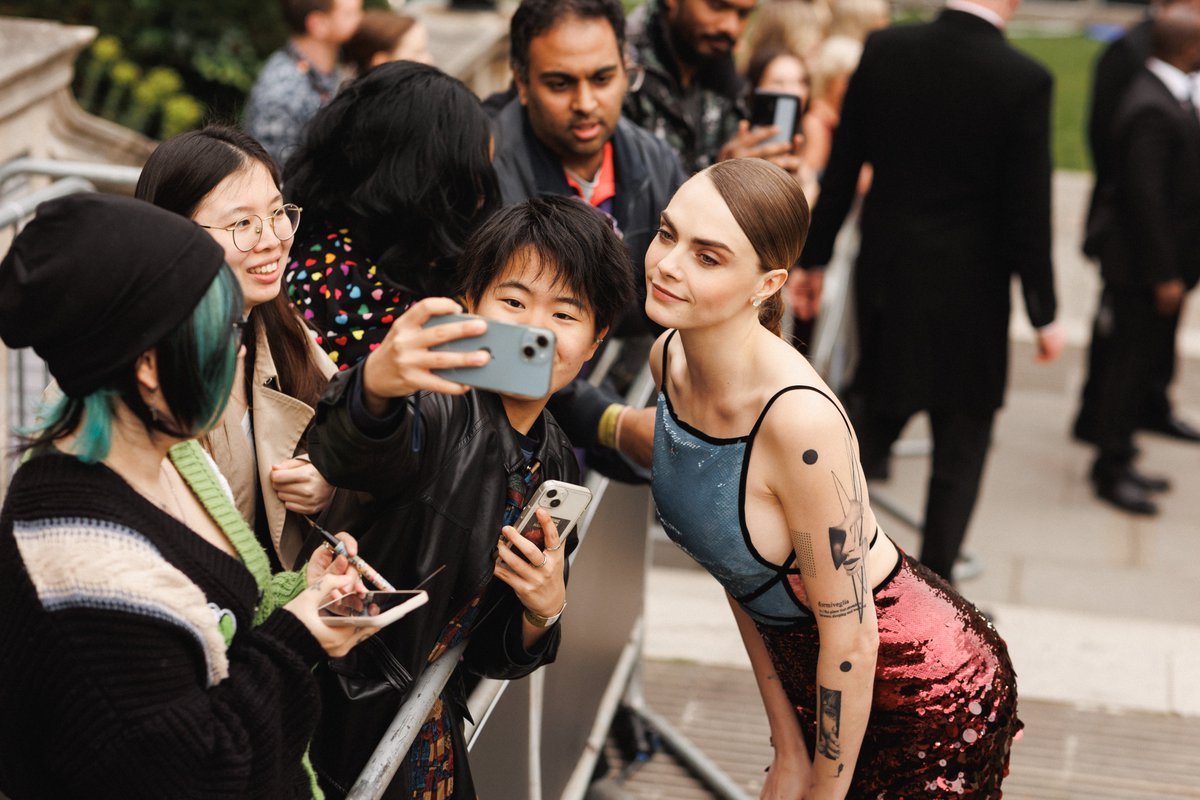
[283,61,501,297]
[136,125,328,406]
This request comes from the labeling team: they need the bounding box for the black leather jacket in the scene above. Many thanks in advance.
[306,365,579,797]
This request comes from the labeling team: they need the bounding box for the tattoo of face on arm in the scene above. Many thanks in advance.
[817,684,843,775]
[825,435,869,623]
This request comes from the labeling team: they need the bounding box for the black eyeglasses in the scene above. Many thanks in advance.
[199,204,303,252]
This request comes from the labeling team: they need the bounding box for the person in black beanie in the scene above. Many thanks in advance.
[0,193,369,799]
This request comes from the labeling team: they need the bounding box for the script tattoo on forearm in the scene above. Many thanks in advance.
[817,684,843,771]
[824,436,868,623]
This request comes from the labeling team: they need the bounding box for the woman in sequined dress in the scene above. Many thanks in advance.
[644,158,1022,800]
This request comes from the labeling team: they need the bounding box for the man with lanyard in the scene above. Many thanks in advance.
[491,0,688,474]
[624,0,803,175]
[245,0,363,166]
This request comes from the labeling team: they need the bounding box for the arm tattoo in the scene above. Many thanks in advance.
[827,436,869,623]
[793,530,818,577]
[817,685,842,762]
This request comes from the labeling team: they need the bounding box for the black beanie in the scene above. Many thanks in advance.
[0,193,228,398]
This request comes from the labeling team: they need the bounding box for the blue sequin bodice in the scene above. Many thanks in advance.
[651,388,810,626]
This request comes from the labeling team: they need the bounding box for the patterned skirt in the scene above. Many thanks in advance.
[757,554,1023,799]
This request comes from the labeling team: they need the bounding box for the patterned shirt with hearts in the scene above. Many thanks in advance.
[284,224,414,370]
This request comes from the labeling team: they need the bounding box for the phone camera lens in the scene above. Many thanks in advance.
[536,335,549,348]
[550,498,562,508]
[546,489,558,498]
[522,345,536,359]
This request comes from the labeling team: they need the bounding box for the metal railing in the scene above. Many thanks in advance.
[0,157,142,194]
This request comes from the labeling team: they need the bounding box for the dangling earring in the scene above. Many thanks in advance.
[149,405,160,423]
[752,297,762,308]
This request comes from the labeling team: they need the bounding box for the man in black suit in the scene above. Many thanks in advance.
[1087,6,1200,514]
[797,0,1063,582]
[1075,0,1200,447]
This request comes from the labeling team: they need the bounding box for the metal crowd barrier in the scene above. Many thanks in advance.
[0,157,142,195]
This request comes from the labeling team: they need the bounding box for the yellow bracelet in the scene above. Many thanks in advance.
[597,403,625,449]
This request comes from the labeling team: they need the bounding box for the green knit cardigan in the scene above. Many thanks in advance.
[169,439,322,799]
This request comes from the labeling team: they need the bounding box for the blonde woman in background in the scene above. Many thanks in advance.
[744,0,833,64]
[829,0,890,41]
[745,45,819,203]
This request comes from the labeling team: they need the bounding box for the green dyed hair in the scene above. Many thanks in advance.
[21,265,243,463]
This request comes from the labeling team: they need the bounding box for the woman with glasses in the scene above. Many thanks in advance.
[137,125,344,572]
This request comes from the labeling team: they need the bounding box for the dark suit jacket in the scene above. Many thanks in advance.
[800,9,1057,414]
[1083,19,1152,255]
[1095,68,1200,291]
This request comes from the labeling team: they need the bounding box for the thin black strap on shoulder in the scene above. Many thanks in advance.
[746,384,853,443]
[659,329,678,399]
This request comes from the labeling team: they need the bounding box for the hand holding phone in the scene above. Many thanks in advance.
[424,314,556,399]
[495,506,570,640]
[319,589,429,628]
[750,91,806,147]
[510,480,593,554]
[361,297,491,412]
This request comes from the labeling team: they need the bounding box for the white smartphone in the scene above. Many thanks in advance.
[511,480,594,553]
[319,589,429,628]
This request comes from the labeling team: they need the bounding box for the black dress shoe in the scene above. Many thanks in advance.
[1139,415,1200,443]
[1124,465,1170,493]
[1093,473,1159,515]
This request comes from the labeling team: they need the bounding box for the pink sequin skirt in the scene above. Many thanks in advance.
[757,554,1023,799]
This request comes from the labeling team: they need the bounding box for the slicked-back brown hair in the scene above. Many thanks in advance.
[703,159,811,336]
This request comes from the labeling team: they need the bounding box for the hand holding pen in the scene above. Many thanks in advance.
[304,517,396,591]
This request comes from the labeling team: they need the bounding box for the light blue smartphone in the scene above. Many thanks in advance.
[424,314,556,398]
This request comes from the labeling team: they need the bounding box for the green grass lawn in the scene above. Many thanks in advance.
[1010,35,1105,173]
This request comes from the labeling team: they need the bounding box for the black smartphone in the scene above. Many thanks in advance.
[750,91,806,146]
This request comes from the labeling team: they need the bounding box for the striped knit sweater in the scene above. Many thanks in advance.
[0,452,323,799]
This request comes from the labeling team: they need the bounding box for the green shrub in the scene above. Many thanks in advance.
[7,0,388,138]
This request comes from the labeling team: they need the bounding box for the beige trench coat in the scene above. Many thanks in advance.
[207,324,337,569]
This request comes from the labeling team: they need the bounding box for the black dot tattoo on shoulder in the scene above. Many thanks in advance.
[840,661,852,673]
[803,449,819,465]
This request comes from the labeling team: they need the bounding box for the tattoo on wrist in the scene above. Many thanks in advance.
[817,685,842,763]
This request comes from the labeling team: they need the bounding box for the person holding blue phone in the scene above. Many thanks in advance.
[304,196,637,798]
